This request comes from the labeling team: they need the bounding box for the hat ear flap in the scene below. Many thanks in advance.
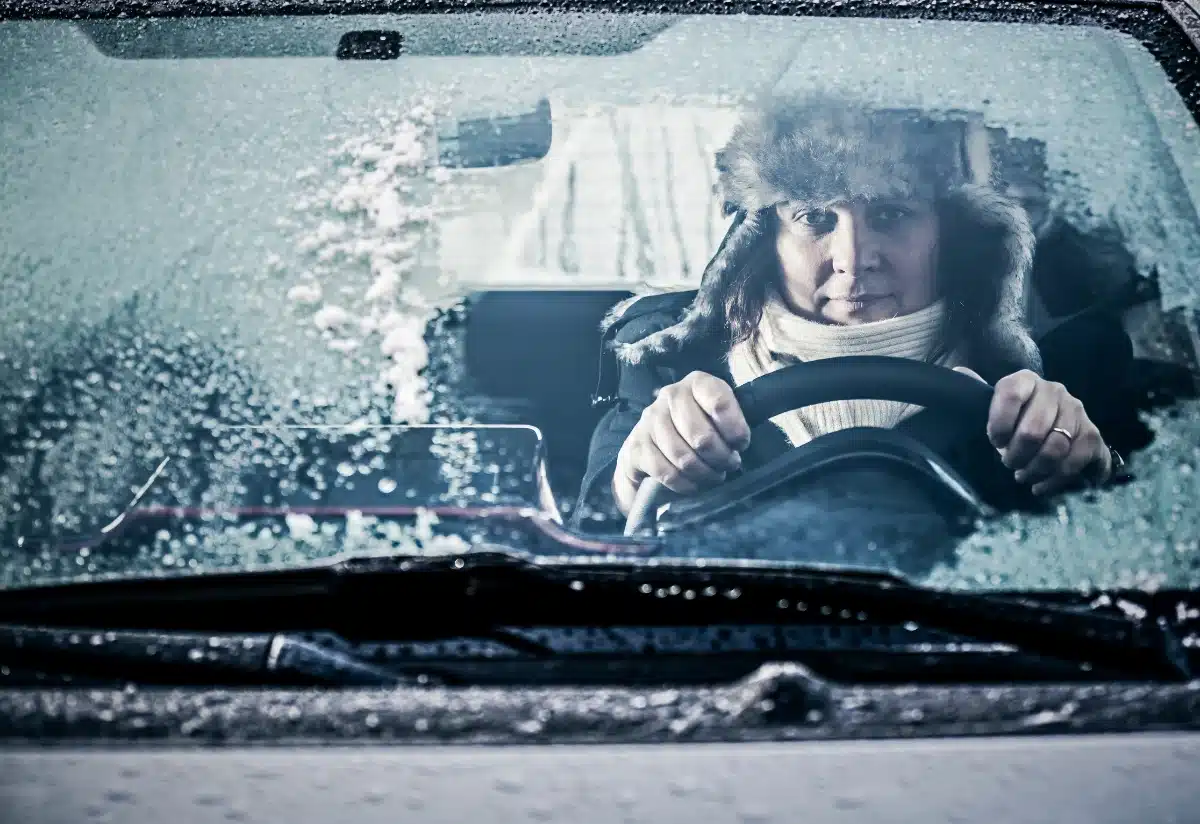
[614,211,765,364]
[939,186,1043,378]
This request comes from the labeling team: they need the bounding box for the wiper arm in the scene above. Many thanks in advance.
[0,551,1190,681]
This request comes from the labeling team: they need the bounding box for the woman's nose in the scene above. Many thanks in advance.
[829,214,882,275]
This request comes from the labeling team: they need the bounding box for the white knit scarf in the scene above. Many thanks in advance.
[726,295,960,447]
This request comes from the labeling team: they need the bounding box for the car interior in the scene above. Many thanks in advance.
[443,123,1200,523]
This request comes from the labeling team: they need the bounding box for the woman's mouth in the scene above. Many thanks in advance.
[830,295,891,312]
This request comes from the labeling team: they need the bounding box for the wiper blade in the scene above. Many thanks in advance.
[0,626,415,687]
[0,551,1190,681]
[539,557,1192,681]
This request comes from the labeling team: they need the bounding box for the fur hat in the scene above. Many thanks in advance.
[608,97,1042,378]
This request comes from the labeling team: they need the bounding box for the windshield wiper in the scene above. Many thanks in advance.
[0,551,1190,681]
[0,626,412,687]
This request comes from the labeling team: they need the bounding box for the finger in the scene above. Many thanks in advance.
[611,446,645,515]
[646,405,726,487]
[614,439,646,488]
[1000,380,1062,470]
[1015,398,1082,485]
[665,388,742,473]
[1031,425,1105,495]
[686,372,752,451]
[987,370,1039,449]
[631,433,703,496]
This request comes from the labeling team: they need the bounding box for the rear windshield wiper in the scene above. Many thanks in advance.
[0,551,1190,682]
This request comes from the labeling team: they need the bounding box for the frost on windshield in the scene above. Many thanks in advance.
[0,89,496,586]
[141,507,471,576]
[0,289,260,552]
[3,14,1200,593]
[926,401,1200,592]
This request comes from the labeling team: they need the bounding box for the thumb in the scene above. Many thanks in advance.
[953,365,989,385]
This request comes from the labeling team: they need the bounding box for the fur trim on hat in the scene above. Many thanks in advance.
[610,97,1042,377]
[939,184,1042,377]
[719,100,971,212]
[603,210,764,365]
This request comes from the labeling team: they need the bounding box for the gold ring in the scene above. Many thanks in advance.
[1051,426,1074,443]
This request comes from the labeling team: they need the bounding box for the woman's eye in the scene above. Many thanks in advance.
[794,209,835,228]
[872,206,911,223]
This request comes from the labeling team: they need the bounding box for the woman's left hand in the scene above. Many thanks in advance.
[954,367,1112,495]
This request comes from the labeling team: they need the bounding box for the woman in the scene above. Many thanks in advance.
[574,98,1126,527]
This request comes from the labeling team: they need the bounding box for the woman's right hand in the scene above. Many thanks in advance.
[612,371,752,515]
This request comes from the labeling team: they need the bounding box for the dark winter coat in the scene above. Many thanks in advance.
[570,290,1135,531]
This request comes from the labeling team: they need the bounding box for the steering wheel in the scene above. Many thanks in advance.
[623,356,994,536]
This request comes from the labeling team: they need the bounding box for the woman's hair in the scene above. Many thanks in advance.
[721,209,783,346]
[930,198,989,363]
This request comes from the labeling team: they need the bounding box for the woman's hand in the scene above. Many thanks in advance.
[955,367,1112,495]
[613,371,752,515]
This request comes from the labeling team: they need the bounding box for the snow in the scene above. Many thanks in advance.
[364,268,400,302]
[279,104,444,427]
[311,305,353,330]
[379,325,424,358]
[284,513,317,541]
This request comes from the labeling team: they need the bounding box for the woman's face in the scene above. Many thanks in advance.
[773,198,940,325]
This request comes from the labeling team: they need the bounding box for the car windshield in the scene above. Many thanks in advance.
[2,10,1200,593]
